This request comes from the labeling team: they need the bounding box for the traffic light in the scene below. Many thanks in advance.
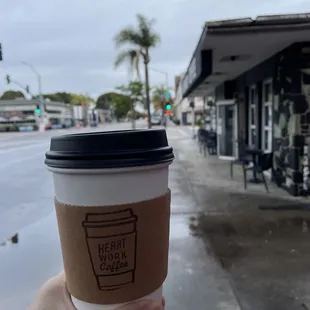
[0,44,2,61]
[35,104,40,115]
[5,75,10,84]
[165,103,171,110]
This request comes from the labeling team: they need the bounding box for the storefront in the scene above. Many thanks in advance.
[181,13,310,196]
[0,99,74,131]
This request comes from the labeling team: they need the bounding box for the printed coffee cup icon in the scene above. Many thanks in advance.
[45,129,174,310]
[82,210,138,291]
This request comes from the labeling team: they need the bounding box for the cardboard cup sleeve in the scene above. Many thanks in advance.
[54,190,171,304]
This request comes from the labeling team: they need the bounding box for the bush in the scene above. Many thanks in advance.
[8,125,19,132]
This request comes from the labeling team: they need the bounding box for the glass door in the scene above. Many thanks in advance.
[248,85,257,147]
[216,100,238,160]
[262,79,272,152]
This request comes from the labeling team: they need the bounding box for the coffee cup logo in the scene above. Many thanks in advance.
[82,209,138,291]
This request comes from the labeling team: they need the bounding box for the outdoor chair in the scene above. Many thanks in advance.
[230,137,251,178]
[206,131,217,155]
[197,128,208,157]
[243,152,273,192]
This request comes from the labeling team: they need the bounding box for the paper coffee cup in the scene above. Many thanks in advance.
[45,129,174,310]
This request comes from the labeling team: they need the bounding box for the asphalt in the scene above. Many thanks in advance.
[0,122,137,241]
[0,122,240,310]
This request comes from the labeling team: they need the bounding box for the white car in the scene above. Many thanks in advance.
[151,115,162,125]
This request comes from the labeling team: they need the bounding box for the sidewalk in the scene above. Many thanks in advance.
[166,136,241,309]
[170,126,310,310]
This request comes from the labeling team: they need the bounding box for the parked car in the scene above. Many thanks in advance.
[151,114,162,125]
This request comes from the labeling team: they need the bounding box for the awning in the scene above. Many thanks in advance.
[182,13,310,98]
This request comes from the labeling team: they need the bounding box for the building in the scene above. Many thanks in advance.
[181,13,310,196]
[174,75,205,125]
[0,99,73,131]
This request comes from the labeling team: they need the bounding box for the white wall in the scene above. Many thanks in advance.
[174,76,205,124]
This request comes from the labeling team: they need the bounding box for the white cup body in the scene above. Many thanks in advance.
[49,162,171,310]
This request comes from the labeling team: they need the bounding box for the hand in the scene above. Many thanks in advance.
[28,272,165,310]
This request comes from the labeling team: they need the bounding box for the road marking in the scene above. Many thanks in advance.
[0,150,45,169]
[176,128,191,137]
[0,142,48,154]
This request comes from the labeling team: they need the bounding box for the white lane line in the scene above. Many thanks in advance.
[0,150,45,169]
[0,140,41,149]
[0,142,48,154]
[176,128,191,137]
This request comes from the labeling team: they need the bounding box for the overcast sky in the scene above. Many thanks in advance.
[0,0,309,99]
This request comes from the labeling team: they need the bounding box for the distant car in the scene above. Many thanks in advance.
[151,115,162,125]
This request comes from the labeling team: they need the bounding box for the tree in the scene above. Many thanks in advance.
[96,92,115,110]
[42,92,72,103]
[110,93,132,120]
[152,85,172,124]
[40,92,94,106]
[1,90,25,100]
[116,81,144,128]
[114,50,141,80]
[152,84,168,110]
[114,14,160,128]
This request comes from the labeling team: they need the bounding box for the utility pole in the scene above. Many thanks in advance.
[0,43,3,61]
[190,100,196,139]
[22,62,45,132]
[131,98,136,129]
[150,67,169,89]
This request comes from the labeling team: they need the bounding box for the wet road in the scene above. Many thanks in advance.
[0,123,239,310]
[0,122,141,241]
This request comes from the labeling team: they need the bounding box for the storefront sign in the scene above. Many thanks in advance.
[188,57,197,84]
[182,57,197,92]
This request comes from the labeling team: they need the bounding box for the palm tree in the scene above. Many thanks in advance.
[114,50,141,80]
[114,14,160,128]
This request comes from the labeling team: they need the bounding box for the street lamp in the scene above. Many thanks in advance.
[149,67,169,89]
[21,61,45,132]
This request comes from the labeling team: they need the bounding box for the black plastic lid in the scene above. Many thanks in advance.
[45,129,174,169]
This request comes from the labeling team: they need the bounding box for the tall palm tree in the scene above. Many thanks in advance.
[114,50,141,80]
[114,14,160,128]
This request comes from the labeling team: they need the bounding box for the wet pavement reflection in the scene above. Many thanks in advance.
[0,212,63,310]
[0,209,196,310]
[0,208,230,310]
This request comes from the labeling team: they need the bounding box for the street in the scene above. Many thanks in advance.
[0,122,239,310]
[0,122,143,241]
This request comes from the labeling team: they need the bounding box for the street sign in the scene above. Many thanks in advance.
[163,91,171,99]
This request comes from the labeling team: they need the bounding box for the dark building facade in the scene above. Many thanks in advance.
[213,42,310,196]
[181,14,310,196]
